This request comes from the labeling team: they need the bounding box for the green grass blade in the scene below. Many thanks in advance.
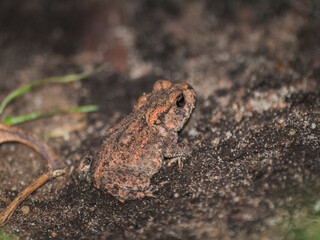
[0,63,107,115]
[1,105,99,126]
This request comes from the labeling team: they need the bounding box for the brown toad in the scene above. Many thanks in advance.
[78,80,196,201]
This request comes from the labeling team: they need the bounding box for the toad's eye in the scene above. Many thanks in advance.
[176,94,185,108]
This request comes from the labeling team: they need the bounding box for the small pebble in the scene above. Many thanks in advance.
[289,129,296,135]
[21,205,30,215]
[311,123,316,129]
[188,128,199,137]
[211,138,220,147]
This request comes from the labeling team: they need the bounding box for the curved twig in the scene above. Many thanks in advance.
[0,121,63,226]
[0,122,59,170]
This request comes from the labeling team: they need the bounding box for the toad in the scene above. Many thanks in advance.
[77,80,196,201]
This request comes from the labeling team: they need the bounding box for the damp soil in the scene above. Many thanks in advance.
[0,0,320,239]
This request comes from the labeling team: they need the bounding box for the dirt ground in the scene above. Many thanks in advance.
[0,0,320,239]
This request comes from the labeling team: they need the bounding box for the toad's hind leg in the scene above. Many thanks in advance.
[95,167,159,202]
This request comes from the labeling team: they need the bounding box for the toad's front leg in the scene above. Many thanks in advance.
[163,141,192,158]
